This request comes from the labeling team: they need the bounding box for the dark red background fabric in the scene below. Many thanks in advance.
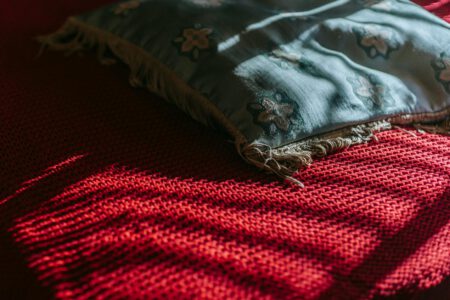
[1,1,450,299]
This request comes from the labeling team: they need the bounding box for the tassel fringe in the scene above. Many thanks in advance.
[38,17,450,186]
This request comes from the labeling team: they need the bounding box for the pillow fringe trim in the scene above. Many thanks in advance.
[37,17,450,186]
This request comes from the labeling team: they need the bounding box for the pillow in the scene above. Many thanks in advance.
[39,0,450,185]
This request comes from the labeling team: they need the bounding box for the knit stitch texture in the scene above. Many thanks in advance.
[0,1,450,299]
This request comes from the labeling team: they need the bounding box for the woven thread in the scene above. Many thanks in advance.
[1,1,450,299]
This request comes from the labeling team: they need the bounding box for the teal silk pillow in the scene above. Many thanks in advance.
[40,0,450,184]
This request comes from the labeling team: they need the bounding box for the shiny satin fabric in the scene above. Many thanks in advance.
[77,0,450,148]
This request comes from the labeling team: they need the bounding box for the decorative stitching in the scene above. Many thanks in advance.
[248,91,298,136]
[38,17,450,185]
[432,52,450,94]
[348,74,388,108]
[173,24,215,61]
[354,24,400,59]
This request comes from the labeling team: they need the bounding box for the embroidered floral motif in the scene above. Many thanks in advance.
[113,0,141,16]
[432,52,450,94]
[354,25,399,59]
[248,91,297,135]
[359,0,393,11]
[190,0,224,7]
[174,24,214,61]
[348,74,387,107]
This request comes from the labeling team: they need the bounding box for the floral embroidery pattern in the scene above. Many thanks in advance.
[359,0,393,11]
[354,25,400,59]
[174,24,214,61]
[432,52,450,93]
[348,74,387,107]
[113,0,141,16]
[248,91,297,135]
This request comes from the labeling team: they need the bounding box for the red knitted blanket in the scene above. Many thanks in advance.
[1,1,449,299]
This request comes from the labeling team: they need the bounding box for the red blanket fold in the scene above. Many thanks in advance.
[1,1,449,299]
